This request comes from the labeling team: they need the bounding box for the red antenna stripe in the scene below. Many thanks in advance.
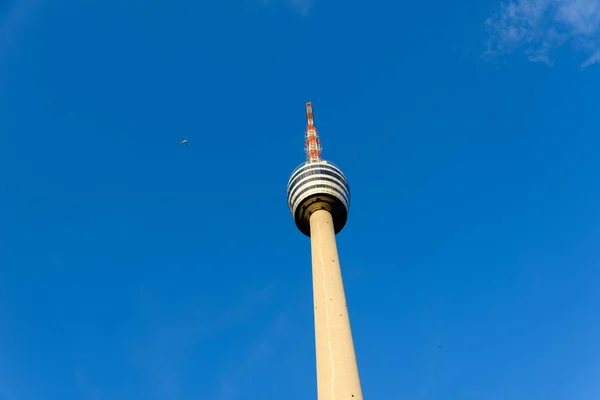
[304,102,322,163]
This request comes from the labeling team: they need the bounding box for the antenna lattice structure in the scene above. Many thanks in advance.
[304,102,322,163]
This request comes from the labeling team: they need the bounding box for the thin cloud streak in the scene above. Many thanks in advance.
[285,0,312,15]
[121,282,279,400]
[484,0,600,67]
[261,0,313,15]
[0,0,46,79]
[74,367,100,400]
[214,312,289,400]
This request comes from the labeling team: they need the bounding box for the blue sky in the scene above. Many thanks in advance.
[1,0,599,399]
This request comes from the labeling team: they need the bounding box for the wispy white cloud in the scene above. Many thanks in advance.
[213,312,288,400]
[484,0,600,67]
[121,282,279,400]
[0,0,46,78]
[73,367,100,400]
[285,0,312,15]
[0,304,31,400]
[261,0,313,16]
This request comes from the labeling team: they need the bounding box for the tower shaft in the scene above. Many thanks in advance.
[310,209,363,400]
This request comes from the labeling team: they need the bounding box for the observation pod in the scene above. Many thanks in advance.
[287,160,351,237]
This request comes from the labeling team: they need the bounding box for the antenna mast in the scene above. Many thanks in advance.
[305,102,322,163]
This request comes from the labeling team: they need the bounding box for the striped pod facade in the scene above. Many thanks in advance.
[287,160,351,237]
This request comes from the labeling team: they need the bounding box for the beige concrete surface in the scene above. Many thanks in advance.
[310,209,363,400]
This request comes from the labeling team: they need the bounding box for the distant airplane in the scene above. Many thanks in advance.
[180,137,187,146]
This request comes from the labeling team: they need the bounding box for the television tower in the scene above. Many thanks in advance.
[286,102,364,400]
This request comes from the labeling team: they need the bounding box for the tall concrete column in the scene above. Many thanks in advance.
[287,103,363,399]
[310,209,363,400]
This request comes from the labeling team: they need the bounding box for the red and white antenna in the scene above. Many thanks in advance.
[304,102,322,163]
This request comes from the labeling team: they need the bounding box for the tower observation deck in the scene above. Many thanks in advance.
[286,160,350,237]
[286,102,364,400]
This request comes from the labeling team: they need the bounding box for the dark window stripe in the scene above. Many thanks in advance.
[288,167,348,193]
[288,176,350,206]
[290,183,349,210]
[289,165,345,188]
[288,164,346,188]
